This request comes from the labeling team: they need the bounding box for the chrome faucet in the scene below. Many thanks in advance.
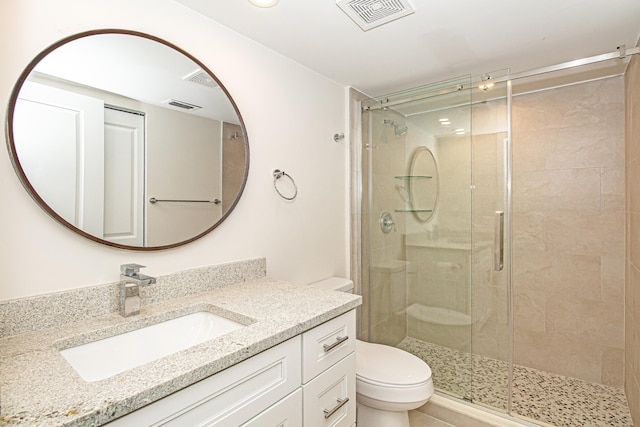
[120,263,156,317]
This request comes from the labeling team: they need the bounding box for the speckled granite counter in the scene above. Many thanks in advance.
[0,277,361,426]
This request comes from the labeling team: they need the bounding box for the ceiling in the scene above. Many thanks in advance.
[174,0,640,97]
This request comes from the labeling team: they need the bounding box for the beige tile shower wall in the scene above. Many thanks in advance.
[360,108,371,341]
[350,88,368,341]
[512,77,626,387]
[624,51,640,425]
[435,135,472,234]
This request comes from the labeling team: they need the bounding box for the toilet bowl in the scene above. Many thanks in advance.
[355,339,434,426]
[310,277,434,427]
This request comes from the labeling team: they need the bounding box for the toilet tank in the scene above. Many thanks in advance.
[309,277,354,293]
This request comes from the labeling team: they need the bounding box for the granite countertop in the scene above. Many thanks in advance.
[0,278,361,426]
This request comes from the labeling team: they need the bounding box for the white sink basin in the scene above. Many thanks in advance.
[60,311,244,382]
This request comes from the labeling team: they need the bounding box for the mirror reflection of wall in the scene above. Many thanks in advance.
[222,122,246,214]
[8,31,249,250]
[145,103,223,247]
[407,146,439,223]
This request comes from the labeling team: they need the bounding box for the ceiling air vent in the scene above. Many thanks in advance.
[337,0,415,31]
[164,99,202,111]
[184,69,219,89]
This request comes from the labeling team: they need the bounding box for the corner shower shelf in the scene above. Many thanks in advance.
[394,209,433,213]
[394,175,432,180]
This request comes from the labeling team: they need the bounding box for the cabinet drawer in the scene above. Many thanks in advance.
[241,389,302,427]
[106,336,301,426]
[303,353,356,427]
[302,310,356,383]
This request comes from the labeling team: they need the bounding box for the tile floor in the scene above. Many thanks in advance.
[399,337,633,427]
[409,410,456,427]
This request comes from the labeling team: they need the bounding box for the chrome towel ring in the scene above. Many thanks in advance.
[273,169,298,201]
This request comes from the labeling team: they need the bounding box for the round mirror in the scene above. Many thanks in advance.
[408,146,438,222]
[6,30,249,250]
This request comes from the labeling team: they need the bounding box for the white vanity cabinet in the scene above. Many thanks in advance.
[105,336,302,426]
[105,309,356,427]
[240,388,303,426]
[301,310,356,427]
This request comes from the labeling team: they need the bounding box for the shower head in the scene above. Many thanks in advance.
[395,125,408,136]
[383,119,408,137]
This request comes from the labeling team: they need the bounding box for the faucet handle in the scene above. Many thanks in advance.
[121,263,146,277]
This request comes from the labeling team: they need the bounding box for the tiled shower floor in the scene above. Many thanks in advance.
[398,337,633,427]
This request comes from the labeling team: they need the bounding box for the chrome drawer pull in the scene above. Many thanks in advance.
[323,336,348,353]
[323,397,349,419]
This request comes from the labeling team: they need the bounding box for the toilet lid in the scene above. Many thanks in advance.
[356,340,432,386]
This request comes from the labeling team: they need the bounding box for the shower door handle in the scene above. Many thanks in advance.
[494,211,504,271]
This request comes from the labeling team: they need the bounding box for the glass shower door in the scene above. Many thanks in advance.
[360,103,416,349]
[361,75,511,413]
[469,78,511,412]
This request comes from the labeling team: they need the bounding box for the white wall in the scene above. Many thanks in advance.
[0,0,349,300]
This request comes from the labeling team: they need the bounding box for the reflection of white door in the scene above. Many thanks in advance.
[14,81,105,235]
[103,107,145,246]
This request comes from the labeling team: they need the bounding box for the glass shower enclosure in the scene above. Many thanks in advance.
[360,74,512,412]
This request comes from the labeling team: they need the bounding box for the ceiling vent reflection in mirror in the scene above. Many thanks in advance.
[185,69,220,89]
[336,0,415,31]
[165,99,202,110]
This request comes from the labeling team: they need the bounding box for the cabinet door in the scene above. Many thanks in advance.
[303,353,356,427]
[105,336,301,426]
[241,389,302,427]
[302,310,356,383]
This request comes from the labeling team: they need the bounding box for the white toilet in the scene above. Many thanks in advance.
[310,277,434,427]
